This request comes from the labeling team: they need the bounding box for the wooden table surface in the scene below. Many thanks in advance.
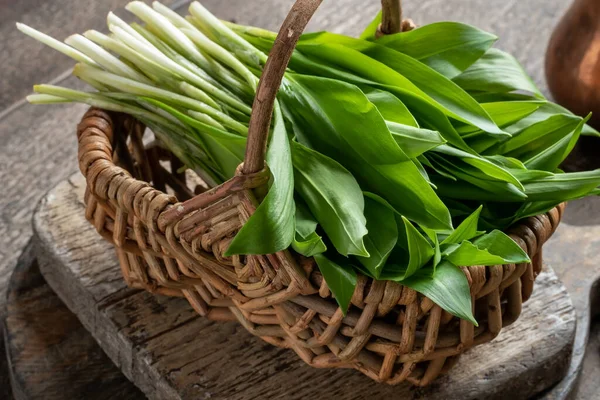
[1,0,597,398]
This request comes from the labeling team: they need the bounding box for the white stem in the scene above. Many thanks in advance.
[126,1,212,72]
[73,64,247,135]
[26,94,71,104]
[107,12,153,47]
[110,24,247,112]
[65,34,152,84]
[16,23,100,67]
[152,1,196,30]
[189,1,267,66]
[181,27,258,89]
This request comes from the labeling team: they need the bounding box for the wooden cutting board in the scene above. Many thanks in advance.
[30,174,576,400]
[2,239,143,400]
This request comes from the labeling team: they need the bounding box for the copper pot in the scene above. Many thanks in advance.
[546,0,600,170]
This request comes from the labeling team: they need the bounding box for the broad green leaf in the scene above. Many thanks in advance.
[444,230,530,266]
[292,231,327,257]
[453,48,542,97]
[467,134,505,154]
[513,199,571,222]
[481,101,543,128]
[226,103,295,255]
[356,196,398,278]
[442,205,483,245]
[432,233,442,269]
[314,253,357,315]
[413,157,436,188]
[420,154,457,181]
[359,10,381,40]
[403,216,435,277]
[282,74,406,165]
[281,75,452,230]
[522,170,600,201]
[457,101,542,136]
[377,22,497,78]
[247,32,473,153]
[292,201,327,257]
[433,145,524,189]
[486,155,527,169]
[432,174,527,202]
[362,191,401,215]
[297,34,503,134]
[505,101,599,137]
[291,142,368,257]
[294,200,318,238]
[429,153,527,200]
[487,114,582,159]
[387,121,446,158]
[402,261,477,325]
[508,168,554,182]
[358,162,453,230]
[365,88,418,127]
[524,116,587,171]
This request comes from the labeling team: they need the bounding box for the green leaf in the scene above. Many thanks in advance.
[402,217,435,278]
[457,101,542,136]
[253,33,472,153]
[429,153,527,200]
[292,231,327,257]
[522,170,600,201]
[226,103,295,255]
[282,74,406,165]
[505,101,598,137]
[432,174,527,202]
[402,261,477,325]
[433,145,524,190]
[444,230,530,266]
[377,22,497,78]
[442,205,483,245]
[453,48,542,97]
[523,115,588,171]
[291,142,368,257]
[488,114,582,159]
[314,253,357,315]
[359,10,381,40]
[365,88,418,126]
[481,101,543,128]
[281,75,452,230]
[291,201,327,257]
[297,34,503,134]
[294,199,318,238]
[356,195,398,278]
[508,168,553,182]
[387,121,446,158]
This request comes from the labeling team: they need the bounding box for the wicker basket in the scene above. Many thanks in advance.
[76,0,563,386]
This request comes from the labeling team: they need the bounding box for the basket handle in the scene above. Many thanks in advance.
[242,0,403,174]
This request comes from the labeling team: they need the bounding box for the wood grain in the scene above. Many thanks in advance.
[33,174,576,400]
[3,239,143,400]
[542,197,600,399]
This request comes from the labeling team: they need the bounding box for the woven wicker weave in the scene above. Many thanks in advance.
[76,0,564,386]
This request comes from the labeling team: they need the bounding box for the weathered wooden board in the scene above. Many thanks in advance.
[32,174,576,400]
[2,239,143,400]
[542,196,600,400]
